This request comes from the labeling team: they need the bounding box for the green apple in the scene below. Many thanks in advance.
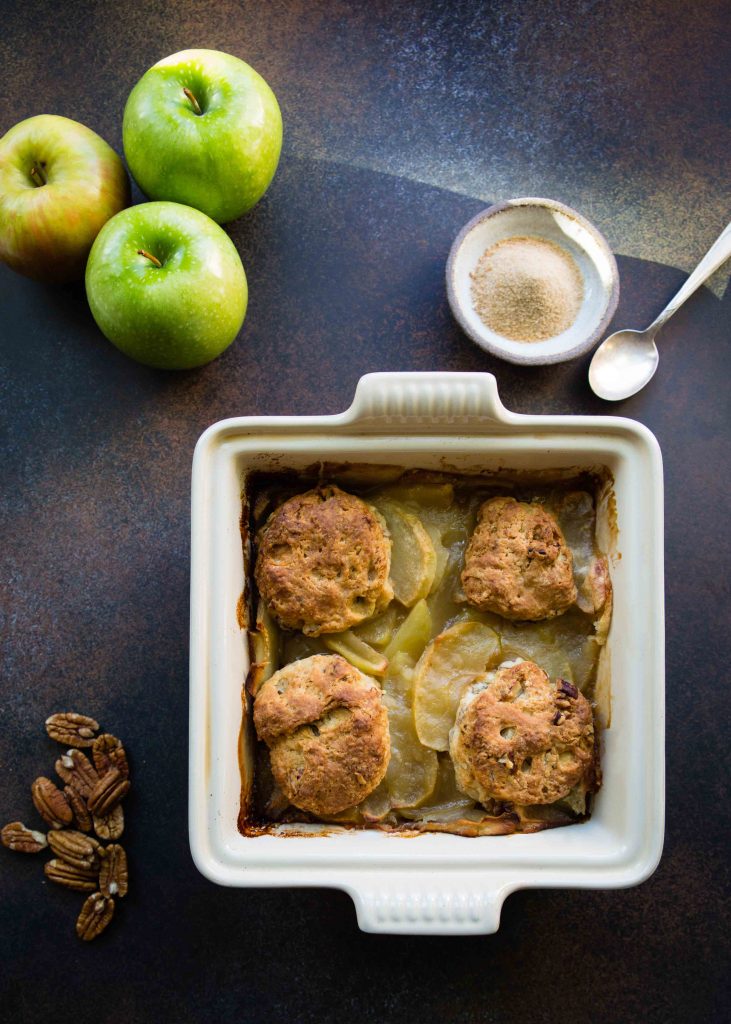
[0,114,129,282]
[123,49,282,223]
[85,201,247,369]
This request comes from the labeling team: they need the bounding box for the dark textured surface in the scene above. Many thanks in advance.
[1,2,730,1022]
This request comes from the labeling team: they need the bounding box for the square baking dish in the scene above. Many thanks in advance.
[189,371,664,935]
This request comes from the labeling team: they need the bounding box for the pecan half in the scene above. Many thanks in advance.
[1,821,48,853]
[47,830,100,872]
[45,858,99,892]
[76,892,115,940]
[55,749,99,799]
[93,804,124,841]
[88,769,130,817]
[31,777,73,829]
[45,712,99,748]
[64,786,92,832]
[99,844,128,898]
[557,679,579,699]
[92,734,129,780]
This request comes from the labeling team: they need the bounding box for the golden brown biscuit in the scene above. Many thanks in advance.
[449,660,594,805]
[255,485,393,635]
[253,654,390,816]
[461,497,576,620]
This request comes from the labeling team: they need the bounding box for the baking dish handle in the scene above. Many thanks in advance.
[344,372,516,429]
[348,879,510,935]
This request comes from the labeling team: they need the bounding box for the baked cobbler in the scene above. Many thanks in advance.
[242,468,612,836]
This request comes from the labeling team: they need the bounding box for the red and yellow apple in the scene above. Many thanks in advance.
[0,114,130,282]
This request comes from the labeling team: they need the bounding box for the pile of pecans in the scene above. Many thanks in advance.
[1,712,130,941]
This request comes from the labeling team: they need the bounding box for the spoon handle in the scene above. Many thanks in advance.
[648,220,731,335]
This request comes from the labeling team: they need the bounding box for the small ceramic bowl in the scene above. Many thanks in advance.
[446,197,619,366]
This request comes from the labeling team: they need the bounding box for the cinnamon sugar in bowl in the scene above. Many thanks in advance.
[447,198,619,366]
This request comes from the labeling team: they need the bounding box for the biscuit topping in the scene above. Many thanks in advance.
[255,485,393,635]
[253,654,390,816]
[461,497,577,620]
[449,660,594,806]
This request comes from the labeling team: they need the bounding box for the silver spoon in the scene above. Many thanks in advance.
[589,220,731,401]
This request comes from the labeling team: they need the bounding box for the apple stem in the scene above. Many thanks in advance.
[29,163,47,187]
[137,249,163,268]
[183,86,202,115]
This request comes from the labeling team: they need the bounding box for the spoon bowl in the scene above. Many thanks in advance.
[588,329,659,401]
[588,219,731,401]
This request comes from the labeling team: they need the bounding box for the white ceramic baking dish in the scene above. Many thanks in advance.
[189,371,665,935]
